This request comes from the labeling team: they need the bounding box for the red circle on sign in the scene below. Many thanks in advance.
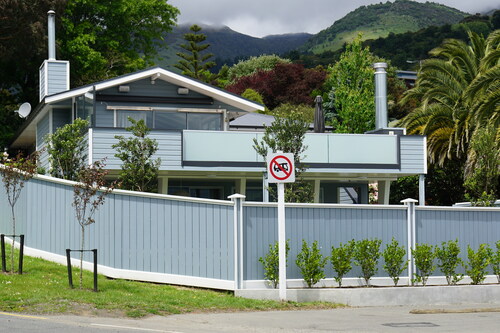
[269,155,293,180]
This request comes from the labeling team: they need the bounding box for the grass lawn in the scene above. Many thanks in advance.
[0,245,342,318]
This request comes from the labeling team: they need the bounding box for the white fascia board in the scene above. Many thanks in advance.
[154,69,265,112]
[45,68,265,113]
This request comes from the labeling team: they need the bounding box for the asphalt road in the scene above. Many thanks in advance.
[1,304,500,332]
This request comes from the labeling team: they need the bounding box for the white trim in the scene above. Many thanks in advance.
[233,199,238,290]
[417,205,500,212]
[28,173,234,206]
[243,201,408,210]
[17,243,233,291]
[44,60,49,100]
[242,275,500,289]
[66,62,70,91]
[45,68,264,113]
[423,135,428,174]
[88,128,93,165]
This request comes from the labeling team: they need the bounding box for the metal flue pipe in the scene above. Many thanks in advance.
[373,62,388,129]
[48,10,56,60]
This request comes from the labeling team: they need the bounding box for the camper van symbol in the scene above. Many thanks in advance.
[273,162,289,173]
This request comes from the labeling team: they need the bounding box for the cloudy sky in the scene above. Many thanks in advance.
[169,0,498,37]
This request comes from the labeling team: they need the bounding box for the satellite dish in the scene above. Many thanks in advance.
[16,102,31,118]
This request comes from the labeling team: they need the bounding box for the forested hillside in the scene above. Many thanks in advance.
[288,12,499,70]
[157,24,312,71]
[299,0,468,53]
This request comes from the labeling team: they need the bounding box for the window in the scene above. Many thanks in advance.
[111,109,221,131]
[155,112,186,130]
[187,113,221,130]
[116,111,152,128]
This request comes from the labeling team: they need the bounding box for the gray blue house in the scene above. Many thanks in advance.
[8,12,427,204]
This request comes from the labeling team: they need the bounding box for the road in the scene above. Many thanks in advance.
[1,304,499,332]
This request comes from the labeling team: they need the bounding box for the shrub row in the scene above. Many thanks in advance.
[259,239,500,288]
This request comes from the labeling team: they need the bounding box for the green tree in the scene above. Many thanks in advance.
[113,118,161,193]
[412,243,436,286]
[399,30,500,166]
[258,240,290,288]
[253,109,314,203]
[465,244,491,285]
[270,103,315,123]
[382,238,408,286]
[227,55,291,85]
[323,34,375,133]
[464,124,500,204]
[330,240,356,287]
[241,89,267,111]
[45,118,89,181]
[72,160,113,288]
[436,239,464,285]
[174,24,216,83]
[60,0,179,86]
[0,152,37,272]
[354,238,382,286]
[296,240,328,288]
[0,90,23,149]
[0,0,179,145]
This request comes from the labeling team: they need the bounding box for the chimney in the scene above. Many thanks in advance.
[39,11,70,101]
[373,62,388,129]
[47,10,56,60]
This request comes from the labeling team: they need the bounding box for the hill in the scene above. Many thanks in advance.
[299,0,468,54]
[156,24,312,71]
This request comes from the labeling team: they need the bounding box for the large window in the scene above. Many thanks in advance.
[112,110,221,131]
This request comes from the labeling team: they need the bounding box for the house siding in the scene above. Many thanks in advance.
[36,113,50,170]
[400,135,426,174]
[93,79,243,129]
[91,128,182,169]
[47,62,69,96]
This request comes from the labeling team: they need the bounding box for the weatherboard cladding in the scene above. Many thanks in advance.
[91,128,182,169]
[399,135,426,173]
[95,78,238,110]
[416,207,500,276]
[1,176,499,289]
[0,177,235,280]
[36,113,50,170]
[46,61,69,96]
[243,204,408,280]
[39,65,46,102]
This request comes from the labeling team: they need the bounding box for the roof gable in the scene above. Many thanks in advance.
[46,67,264,113]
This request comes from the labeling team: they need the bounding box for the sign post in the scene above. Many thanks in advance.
[267,152,295,301]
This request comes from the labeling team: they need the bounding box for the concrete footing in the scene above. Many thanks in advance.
[236,285,500,307]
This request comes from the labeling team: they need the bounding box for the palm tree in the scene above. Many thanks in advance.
[399,30,499,166]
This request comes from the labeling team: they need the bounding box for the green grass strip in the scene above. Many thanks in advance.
[0,245,341,317]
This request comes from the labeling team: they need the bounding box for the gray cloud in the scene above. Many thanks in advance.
[169,0,498,37]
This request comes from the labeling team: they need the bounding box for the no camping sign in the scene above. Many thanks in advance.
[267,153,295,183]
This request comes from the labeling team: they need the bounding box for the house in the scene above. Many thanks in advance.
[8,12,427,205]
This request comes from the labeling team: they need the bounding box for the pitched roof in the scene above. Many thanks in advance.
[45,67,264,112]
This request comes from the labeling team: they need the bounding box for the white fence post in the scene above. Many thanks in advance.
[229,194,246,290]
[402,198,418,286]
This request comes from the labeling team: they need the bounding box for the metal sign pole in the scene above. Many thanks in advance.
[278,182,286,301]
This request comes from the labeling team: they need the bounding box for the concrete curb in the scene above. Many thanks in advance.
[236,285,500,307]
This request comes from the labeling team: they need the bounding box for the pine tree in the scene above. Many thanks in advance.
[174,25,216,83]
